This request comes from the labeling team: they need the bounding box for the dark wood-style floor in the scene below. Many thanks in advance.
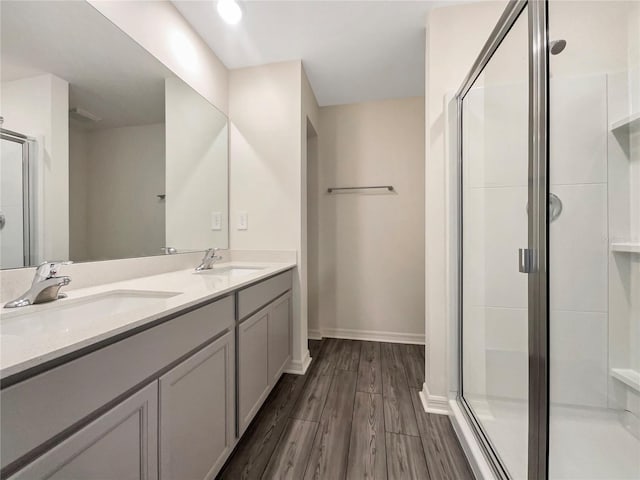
[217,339,473,480]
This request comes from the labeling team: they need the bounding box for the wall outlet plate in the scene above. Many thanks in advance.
[238,211,248,230]
[211,212,222,231]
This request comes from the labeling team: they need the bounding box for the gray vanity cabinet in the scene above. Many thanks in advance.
[268,292,292,384]
[159,330,235,480]
[10,382,158,480]
[237,307,271,435]
[2,270,294,480]
[237,273,293,435]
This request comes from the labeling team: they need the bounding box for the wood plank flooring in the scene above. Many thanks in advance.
[217,339,473,480]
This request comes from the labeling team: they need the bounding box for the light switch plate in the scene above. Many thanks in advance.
[238,211,248,230]
[211,212,222,231]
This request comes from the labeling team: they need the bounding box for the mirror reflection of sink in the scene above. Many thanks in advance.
[0,290,181,337]
[198,266,265,277]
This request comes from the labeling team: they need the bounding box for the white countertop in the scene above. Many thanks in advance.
[0,261,295,380]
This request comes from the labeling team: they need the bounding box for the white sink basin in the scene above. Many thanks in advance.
[199,266,265,277]
[0,290,180,337]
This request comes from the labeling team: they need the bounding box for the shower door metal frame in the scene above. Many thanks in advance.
[454,0,550,478]
[1,128,36,267]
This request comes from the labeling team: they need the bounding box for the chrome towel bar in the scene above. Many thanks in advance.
[327,185,394,193]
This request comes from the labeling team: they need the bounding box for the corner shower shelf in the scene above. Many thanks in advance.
[610,112,640,133]
[611,368,640,393]
[610,242,640,254]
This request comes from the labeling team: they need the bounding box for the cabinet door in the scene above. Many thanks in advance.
[268,292,292,384]
[159,330,235,480]
[237,308,270,435]
[10,382,158,480]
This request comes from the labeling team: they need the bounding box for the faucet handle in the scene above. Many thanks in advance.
[202,248,218,260]
[195,248,222,272]
[33,261,73,283]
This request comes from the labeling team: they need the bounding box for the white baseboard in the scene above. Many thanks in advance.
[284,349,312,375]
[449,399,496,480]
[307,329,323,340]
[312,327,425,345]
[419,383,450,415]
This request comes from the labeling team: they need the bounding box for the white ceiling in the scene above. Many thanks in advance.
[1,1,173,130]
[172,1,458,106]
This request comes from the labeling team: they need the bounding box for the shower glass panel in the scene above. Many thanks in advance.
[460,7,529,479]
[548,1,640,478]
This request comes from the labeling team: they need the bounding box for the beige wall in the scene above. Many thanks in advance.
[229,60,318,370]
[309,97,425,342]
[229,60,301,257]
[1,74,70,263]
[229,61,301,251]
[300,66,320,358]
[88,0,228,115]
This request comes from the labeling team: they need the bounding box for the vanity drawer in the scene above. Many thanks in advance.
[237,270,293,320]
[0,295,234,472]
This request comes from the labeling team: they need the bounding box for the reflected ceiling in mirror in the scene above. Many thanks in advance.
[0,1,229,269]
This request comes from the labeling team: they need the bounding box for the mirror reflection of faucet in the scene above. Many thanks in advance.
[195,248,222,271]
[4,261,72,308]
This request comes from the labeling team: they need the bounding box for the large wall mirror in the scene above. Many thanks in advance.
[0,1,229,269]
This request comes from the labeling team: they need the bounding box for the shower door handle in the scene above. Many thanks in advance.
[519,248,535,273]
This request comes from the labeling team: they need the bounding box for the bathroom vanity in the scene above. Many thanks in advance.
[0,264,294,480]
[0,2,309,478]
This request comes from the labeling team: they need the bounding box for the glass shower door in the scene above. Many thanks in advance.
[460,6,530,479]
[0,133,30,269]
[547,1,640,478]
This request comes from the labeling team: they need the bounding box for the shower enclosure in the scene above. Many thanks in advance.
[0,127,35,269]
[456,1,639,478]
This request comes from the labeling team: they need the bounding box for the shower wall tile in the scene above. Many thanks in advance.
[462,185,527,306]
[607,71,631,127]
[550,310,608,407]
[484,310,608,407]
[462,73,610,410]
[630,131,640,236]
[482,186,528,309]
[463,306,488,398]
[631,257,640,375]
[486,349,528,400]
[485,307,528,353]
[467,83,528,188]
[484,307,528,400]
[550,74,607,185]
[549,184,608,313]
[630,67,640,115]
[462,186,486,307]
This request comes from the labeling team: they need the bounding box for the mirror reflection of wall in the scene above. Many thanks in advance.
[69,115,166,262]
[0,0,229,269]
[165,78,229,251]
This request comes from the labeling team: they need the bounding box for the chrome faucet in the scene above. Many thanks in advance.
[4,261,72,308]
[195,248,222,271]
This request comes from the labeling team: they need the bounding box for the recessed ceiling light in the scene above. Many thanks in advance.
[217,0,242,25]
